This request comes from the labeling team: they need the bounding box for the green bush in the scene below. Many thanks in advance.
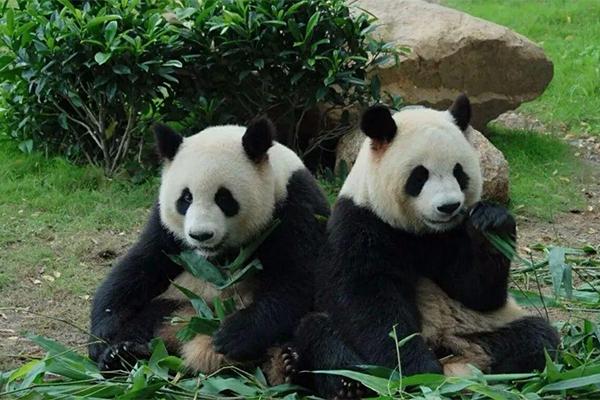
[0,0,394,175]
[166,0,396,159]
[0,0,186,175]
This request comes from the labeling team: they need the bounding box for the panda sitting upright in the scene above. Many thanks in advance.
[89,117,329,373]
[284,95,559,398]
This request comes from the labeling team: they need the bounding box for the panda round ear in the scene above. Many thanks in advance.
[449,93,471,131]
[243,117,274,163]
[154,123,183,161]
[360,105,397,143]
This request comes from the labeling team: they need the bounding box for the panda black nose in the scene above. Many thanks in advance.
[189,231,214,242]
[437,202,461,215]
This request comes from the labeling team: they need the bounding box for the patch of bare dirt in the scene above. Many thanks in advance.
[0,229,140,370]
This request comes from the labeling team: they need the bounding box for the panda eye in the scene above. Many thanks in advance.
[453,163,470,191]
[176,188,193,215]
[215,187,239,217]
[405,165,429,197]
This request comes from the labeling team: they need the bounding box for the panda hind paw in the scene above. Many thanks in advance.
[333,378,367,400]
[280,345,300,383]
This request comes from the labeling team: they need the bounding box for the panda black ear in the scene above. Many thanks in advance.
[360,105,397,143]
[154,123,183,161]
[243,117,274,163]
[449,94,471,132]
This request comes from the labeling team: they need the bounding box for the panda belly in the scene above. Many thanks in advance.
[155,271,257,373]
[416,278,527,372]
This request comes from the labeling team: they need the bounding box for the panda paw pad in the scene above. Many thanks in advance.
[333,378,366,400]
[281,346,300,383]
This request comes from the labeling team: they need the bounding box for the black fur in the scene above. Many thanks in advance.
[89,168,329,370]
[214,187,239,217]
[360,105,397,143]
[154,124,183,160]
[448,94,471,131]
[242,117,275,162]
[470,316,560,373]
[291,198,557,397]
[405,166,429,197]
[453,163,470,191]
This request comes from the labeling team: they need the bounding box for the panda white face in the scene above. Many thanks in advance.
[341,95,482,234]
[156,120,287,258]
[397,125,479,232]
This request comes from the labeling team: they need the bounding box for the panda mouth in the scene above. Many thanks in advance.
[194,235,229,256]
[196,243,223,254]
[424,213,463,227]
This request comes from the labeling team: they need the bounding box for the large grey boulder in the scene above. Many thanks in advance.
[356,0,553,131]
[336,126,510,203]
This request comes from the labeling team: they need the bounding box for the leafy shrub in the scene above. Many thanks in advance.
[0,0,395,175]
[167,0,396,161]
[0,0,185,175]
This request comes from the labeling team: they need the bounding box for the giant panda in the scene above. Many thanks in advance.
[89,117,330,374]
[278,95,560,399]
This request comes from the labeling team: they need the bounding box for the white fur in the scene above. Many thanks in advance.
[159,125,303,258]
[340,107,482,233]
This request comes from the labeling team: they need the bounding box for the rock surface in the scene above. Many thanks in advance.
[356,0,553,131]
[335,126,510,203]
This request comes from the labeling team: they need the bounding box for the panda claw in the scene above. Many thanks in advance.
[336,378,366,400]
[279,345,300,382]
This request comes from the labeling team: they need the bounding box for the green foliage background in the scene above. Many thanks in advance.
[0,0,393,175]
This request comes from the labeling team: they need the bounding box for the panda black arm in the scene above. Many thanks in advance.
[425,202,516,312]
[212,169,329,362]
[89,204,183,361]
[318,198,442,374]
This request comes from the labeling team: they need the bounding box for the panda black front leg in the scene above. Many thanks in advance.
[213,308,264,361]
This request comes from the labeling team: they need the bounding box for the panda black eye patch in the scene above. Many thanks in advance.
[215,187,239,217]
[176,188,193,215]
[405,165,429,197]
[453,163,470,191]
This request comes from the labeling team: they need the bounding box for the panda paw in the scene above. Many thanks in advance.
[97,341,151,373]
[213,311,262,361]
[468,201,516,239]
[333,378,368,400]
[281,345,300,383]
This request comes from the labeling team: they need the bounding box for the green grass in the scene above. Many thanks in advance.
[488,126,586,220]
[0,139,156,292]
[445,0,600,135]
